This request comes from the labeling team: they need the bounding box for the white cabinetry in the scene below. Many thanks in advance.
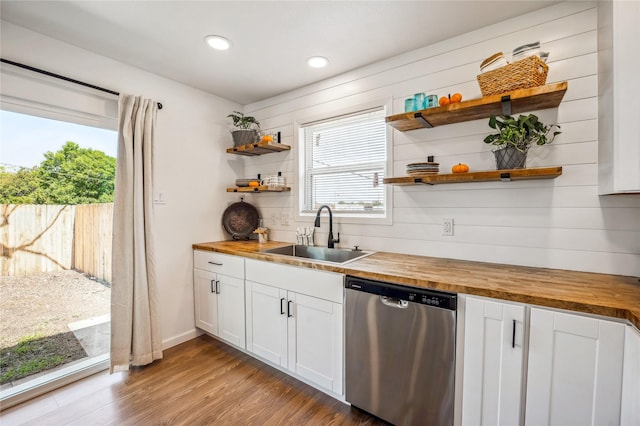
[598,0,640,194]
[245,281,288,366]
[193,250,246,349]
[621,325,640,425]
[525,307,626,426]
[461,296,631,426]
[245,259,343,395]
[461,296,526,426]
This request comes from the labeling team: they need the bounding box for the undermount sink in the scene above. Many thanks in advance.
[259,245,374,264]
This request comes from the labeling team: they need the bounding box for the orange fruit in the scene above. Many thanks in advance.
[261,135,273,143]
[248,181,259,187]
[452,163,469,173]
[439,96,450,106]
[450,93,463,103]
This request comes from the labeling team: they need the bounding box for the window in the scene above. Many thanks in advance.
[299,107,389,219]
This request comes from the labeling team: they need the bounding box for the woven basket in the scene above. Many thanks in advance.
[477,55,548,97]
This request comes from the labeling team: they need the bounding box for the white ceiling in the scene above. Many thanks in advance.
[0,1,559,105]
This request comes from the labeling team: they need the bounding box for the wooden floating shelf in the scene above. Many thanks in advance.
[226,141,291,156]
[383,166,562,186]
[226,186,291,193]
[386,82,568,132]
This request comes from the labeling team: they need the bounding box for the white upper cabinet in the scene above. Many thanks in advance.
[598,0,640,194]
[525,307,626,425]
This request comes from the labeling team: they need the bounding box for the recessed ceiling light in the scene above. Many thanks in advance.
[205,35,231,50]
[306,56,328,68]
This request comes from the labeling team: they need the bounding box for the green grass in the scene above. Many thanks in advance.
[0,332,87,385]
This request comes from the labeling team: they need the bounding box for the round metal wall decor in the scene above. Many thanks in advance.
[221,199,259,240]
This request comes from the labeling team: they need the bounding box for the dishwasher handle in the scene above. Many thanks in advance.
[380,296,409,309]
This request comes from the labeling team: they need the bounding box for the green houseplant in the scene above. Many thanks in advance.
[483,113,561,169]
[227,111,260,147]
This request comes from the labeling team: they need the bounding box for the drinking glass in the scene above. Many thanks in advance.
[404,98,415,112]
[426,95,439,108]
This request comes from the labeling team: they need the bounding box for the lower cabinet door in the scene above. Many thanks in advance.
[621,325,640,425]
[461,296,525,426]
[216,274,246,349]
[193,268,218,335]
[245,280,288,368]
[525,307,625,426]
[287,292,343,395]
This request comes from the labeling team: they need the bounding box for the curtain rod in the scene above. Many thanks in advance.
[0,58,163,109]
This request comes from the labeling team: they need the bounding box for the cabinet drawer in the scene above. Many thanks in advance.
[194,250,244,278]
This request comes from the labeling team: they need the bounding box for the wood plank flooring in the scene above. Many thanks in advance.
[1,335,386,425]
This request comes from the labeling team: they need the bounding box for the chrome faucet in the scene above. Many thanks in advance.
[314,205,340,248]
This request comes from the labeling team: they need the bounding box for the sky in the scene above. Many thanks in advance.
[0,110,117,170]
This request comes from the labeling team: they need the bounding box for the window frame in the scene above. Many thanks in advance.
[295,99,393,226]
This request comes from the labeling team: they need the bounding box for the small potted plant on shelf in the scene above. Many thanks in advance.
[483,113,560,169]
[227,111,260,147]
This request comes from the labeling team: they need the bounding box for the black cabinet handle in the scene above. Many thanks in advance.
[208,261,223,266]
[287,300,293,318]
[280,298,286,315]
[215,280,220,295]
[210,279,215,293]
[512,319,516,348]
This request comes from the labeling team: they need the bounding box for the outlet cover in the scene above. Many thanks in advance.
[442,218,454,236]
[281,212,290,226]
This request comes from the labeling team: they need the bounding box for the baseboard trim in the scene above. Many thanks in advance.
[162,329,201,350]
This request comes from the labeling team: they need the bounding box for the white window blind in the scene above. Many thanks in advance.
[0,63,118,131]
[301,108,387,216]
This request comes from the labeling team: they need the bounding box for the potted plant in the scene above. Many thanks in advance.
[483,113,561,169]
[227,111,260,147]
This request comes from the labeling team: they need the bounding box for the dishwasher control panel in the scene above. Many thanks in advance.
[346,276,457,311]
[409,292,447,307]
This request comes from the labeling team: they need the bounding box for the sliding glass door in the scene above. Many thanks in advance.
[0,110,116,406]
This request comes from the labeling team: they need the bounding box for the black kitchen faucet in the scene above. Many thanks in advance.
[314,205,340,248]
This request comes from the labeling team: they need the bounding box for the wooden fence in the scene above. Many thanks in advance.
[73,203,113,283]
[0,203,113,282]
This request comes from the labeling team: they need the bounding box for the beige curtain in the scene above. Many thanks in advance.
[110,94,162,373]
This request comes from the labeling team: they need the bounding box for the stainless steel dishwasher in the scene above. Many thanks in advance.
[345,276,457,426]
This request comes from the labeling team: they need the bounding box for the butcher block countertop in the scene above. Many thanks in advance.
[193,240,640,330]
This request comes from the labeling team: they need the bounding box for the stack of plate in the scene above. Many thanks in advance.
[512,41,549,63]
[235,178,258,187]
[480,52,508,73]
[406,162,440,175]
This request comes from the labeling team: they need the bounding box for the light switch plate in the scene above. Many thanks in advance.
[153,191,167,205]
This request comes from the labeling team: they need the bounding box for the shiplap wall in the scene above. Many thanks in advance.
[240,1,640,277]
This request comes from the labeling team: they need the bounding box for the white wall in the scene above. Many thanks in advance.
[1,21,241,348]
[243,1,640,277]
